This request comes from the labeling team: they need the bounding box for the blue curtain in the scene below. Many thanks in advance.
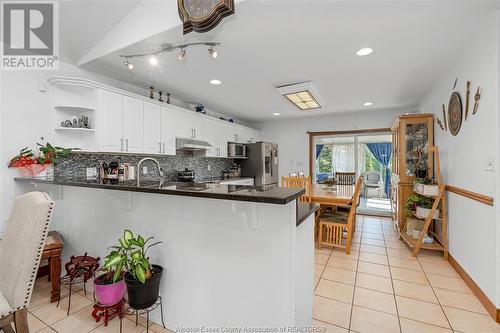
[366,142,392,198]
[315,144,324,159]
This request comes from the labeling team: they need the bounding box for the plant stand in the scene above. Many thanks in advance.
[92,298,126,329]
[123,297,166,333]
[400,147,448,258]
[57,253,100,315]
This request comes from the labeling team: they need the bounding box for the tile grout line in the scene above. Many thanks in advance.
[379,218,403,333]
[347,215,363,332]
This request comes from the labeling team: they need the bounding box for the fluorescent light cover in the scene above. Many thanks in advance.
[276,82,323,111]
[356,48,373,56]
[210,79,222,85]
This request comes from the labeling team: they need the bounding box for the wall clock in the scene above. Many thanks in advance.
[178,0,235,34]
[448,92,463,136]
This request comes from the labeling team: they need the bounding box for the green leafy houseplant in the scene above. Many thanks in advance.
[405,194,433,217]
[103,230,162,283]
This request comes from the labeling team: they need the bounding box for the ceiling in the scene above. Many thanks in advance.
[64,1,500,122]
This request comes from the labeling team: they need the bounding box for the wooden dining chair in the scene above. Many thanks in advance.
[317,176,363,254]
[336,172,356,185]
[282,176,312,203]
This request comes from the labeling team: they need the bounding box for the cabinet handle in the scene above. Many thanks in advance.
[159,142,162,154]
[125,139,129,152]
[191,129,194,139]
[120,138,124,152]
[194,129,196,139]
[163,143,166,154]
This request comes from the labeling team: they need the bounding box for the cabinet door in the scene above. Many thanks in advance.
[98,89,123,152]
[122,96,144,153]
[204,120,218,157]
[161,106,176,155]
[230,126,243,143]
[175,111,194,139]
[143,101,162,154]
[249,128,260,143]
[217,122,229,157]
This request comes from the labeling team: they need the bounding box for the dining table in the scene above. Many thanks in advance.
[310,183,355,205]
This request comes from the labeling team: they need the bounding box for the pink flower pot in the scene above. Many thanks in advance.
[94,275,126,306]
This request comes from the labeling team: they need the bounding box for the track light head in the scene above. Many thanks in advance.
[149,55,158,66]
[178,48,186,61]
[123,59,134,70]
[208,46,217,59]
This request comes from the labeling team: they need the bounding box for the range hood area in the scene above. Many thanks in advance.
[176,137,213,151]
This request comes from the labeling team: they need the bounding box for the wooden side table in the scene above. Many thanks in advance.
[40,231,64,303]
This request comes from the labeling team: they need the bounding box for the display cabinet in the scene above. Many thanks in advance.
[391,113,434,228]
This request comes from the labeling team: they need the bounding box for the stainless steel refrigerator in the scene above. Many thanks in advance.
[241,142,278,186]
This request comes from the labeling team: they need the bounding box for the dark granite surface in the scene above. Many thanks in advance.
[15,178,304,205]
[296,202,320,226]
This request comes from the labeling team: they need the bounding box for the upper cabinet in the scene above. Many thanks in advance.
[50,77,260,157]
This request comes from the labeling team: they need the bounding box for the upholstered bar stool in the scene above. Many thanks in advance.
[0,192,54,333]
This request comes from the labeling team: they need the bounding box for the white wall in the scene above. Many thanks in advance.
[418,11,499,307]
[254,108,405,180]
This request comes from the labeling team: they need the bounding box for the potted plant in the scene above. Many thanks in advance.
[107,230,163,309]
[8,141,71,179]
[413,178,439,196]
[405,194,439,219]
[94,249,127,306]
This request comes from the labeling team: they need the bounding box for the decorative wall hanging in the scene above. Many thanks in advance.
[464,81,471,120]
[473,87,481,114]
[448,92,463,136]
[178,0,235,35]
[442,104,448,131]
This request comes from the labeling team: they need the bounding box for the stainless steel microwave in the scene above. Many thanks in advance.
[228,142,247,158]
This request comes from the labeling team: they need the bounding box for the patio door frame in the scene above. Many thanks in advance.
[308,128,392,183]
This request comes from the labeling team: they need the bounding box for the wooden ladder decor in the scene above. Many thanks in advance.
[400,146,448,259]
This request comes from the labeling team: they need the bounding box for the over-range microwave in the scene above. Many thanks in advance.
[228,142,247,158]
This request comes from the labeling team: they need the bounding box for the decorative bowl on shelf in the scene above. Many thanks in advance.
[17,164,53,179]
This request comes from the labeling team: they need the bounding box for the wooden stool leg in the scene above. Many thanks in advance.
[49,254,61,303]
[1,324,15,333]
[13,309,29,333]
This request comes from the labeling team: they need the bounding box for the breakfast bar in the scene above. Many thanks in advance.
[14,177,317,328]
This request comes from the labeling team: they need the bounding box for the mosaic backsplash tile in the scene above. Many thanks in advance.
[54,151,237,182]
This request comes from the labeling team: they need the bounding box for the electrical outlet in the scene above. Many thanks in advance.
[142,166,148,174]
[485,156,495,172]
[86,167,97,180]
[207,165,211,171]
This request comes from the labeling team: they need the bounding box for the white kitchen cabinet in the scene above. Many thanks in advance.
[122,96,144,153]
[98,89,123,152]
[206,120,229,158]
[143,101,162,154]
[161,106,176,155]
[175,111,194,139]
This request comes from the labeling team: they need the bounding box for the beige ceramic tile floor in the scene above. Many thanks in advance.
[4,215,499,333]
[313,216,500,333]
[3,276,173,333]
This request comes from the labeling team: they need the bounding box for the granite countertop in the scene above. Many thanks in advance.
[14,177,304,205]
[296,202,320,226]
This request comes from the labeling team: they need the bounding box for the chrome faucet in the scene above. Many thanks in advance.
[137,157,164,186]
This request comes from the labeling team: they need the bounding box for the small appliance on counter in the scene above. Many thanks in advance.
[177,168,195,182]
[98,159,134,184]
[241,142,278,186]
[228,142,247,159]
[224,164,242,179]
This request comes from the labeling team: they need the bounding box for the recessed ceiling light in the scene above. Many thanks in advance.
[363,102,373,106]
[210,79,222,85]
[356,48,373,56]
[149,56,158,66]
[273,112,280,116]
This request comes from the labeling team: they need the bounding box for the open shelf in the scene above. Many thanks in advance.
[55,127,96,133]
[55,105,95,112]
[400,232,444,251]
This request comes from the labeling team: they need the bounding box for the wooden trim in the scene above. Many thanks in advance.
[448,254,499,323]
[445,185,494,206]
[307,127,392,136]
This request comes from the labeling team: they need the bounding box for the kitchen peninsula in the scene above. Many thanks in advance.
[14,177,317,327]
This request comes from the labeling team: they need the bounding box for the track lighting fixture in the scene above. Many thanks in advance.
[119,41,220,70]
[178,48,186,62]
[124,60,134,70]
[208,46,217,59]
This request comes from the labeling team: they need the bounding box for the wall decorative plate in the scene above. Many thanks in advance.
[448,92,462,136]
[178,0,235,34]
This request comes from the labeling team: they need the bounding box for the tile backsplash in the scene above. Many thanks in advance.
[54,151,237,182]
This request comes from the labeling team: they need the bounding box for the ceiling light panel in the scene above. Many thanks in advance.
[277,82,323,111]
